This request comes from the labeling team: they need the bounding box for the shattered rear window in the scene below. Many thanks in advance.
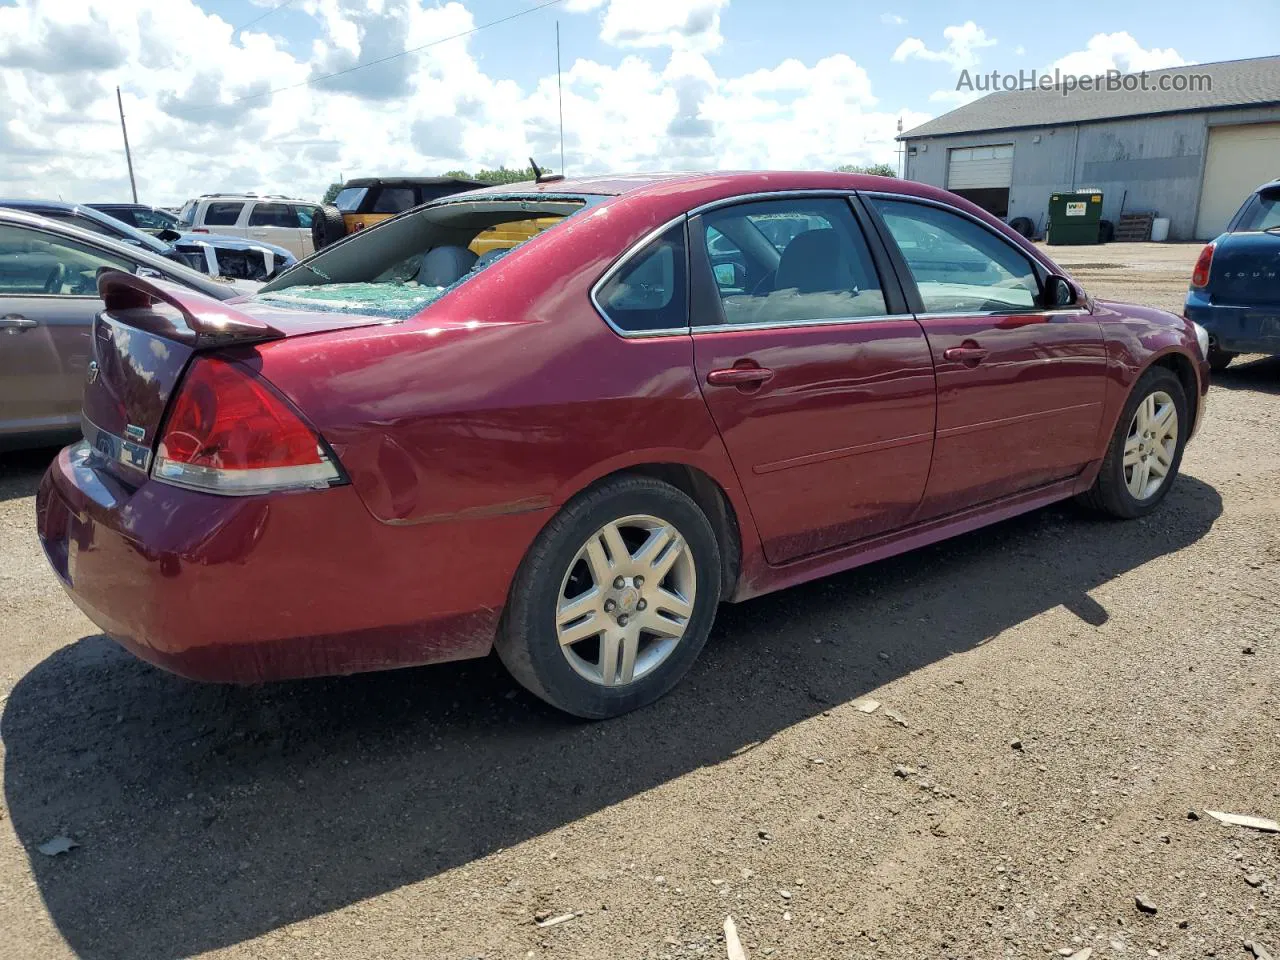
[256,281,448,319]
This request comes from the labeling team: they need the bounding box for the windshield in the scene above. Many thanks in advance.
[255,197,589,318]
[333,187,368,213]
[1237,189,1280,231]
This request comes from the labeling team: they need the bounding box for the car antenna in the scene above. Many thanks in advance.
[529,157,565,185]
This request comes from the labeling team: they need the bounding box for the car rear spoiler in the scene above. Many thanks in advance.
[97,269,285,348]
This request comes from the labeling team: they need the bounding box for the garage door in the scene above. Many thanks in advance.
[1196,123,1280,239]
[946,144,1014,189]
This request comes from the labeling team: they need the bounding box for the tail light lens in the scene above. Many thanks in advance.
[1191,242,1215,287]
[152,357,343,495]
[191,227,209,233]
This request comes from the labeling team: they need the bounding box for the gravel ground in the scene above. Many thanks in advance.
[2,242,1277,960]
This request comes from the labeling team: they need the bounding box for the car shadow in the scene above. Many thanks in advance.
[0,447,59,504]
[3,476,1222,960]
[1211,355,1280,395]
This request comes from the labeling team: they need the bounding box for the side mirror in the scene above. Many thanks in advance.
[1043,274,1078,308]
[713,261,747,289]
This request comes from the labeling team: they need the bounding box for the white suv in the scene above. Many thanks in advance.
[177,195,321,260]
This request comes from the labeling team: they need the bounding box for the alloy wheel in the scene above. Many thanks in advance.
[555,514,697,687]
[1124,389,1178,501]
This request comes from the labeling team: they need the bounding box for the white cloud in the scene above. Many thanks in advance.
[892,21,996,70]
[1014,45,1026,56]
[0,0,920,204]
[1050,32,1188,76]
[880,13,906,26]
[591,0,729,53]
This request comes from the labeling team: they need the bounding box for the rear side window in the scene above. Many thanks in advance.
[1235,189,1280,232]
[595,223,687,334]
[871,198,1040,313]
[371,187,416,214]
[248,203,300,228]
[333,187,367,212]
[204,202,244,226]
[295,206,317,228]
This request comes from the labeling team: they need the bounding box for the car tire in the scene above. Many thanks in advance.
[1009,216,1034,238]
[496,476,722,719]
[1207,346,1236,373]
[1078,366,1189,520]
[312,205,346,250]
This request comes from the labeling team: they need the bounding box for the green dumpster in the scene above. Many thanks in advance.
[1047,190,1103,245]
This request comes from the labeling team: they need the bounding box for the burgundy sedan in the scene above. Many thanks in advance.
[37,172,1210,718]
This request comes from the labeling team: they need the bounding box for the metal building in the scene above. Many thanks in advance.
[898,56,1280,240]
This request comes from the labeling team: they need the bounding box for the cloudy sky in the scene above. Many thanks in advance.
[0,0,1276,205]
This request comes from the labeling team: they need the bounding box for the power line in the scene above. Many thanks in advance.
[182,0,566,116]
[232,0,296,35]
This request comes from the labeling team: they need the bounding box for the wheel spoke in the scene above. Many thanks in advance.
[558,611,605,646]
[584,537,613,586]
[637,608,685,639]
[600,521,632,568]
[1153,440,1174,469]
[1123,435,1142,467]
[558,588,601,626]
[1153,402,1176,438]
[652,587,693,621]
[1135,395,1152,432]
[632,525,674,569]
[598,629,638,686]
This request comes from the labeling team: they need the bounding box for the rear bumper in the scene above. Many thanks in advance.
[37,443,549,683]
[1184,295,1280,354]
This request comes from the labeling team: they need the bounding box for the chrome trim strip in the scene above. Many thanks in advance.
[588,213,691,340]
[687,189,856,217]
[81,416,152,473]
[913,307,1092,320]
[692,313,910,334]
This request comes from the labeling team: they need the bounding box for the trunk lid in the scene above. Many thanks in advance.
[81,270,394,480]
[1209,232,1280,307]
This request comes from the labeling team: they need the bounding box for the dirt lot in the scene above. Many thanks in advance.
[2,242,1277,960]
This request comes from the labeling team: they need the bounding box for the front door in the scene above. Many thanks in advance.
[690,197,936,565]
[867,196,1109,517]
[0,224,132,436]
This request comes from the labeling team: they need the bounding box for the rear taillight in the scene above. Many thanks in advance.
[1191,242,1215,287]
[152,357,343,495]
[191,227,209,233]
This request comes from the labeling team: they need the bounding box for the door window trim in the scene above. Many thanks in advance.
[686,191,913,333]
[860,191,1069,317]
[589,214,692,339]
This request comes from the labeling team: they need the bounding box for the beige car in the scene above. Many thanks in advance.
[177,194,321,260]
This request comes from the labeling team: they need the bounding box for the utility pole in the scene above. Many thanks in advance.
[556,21,565,175]
[116,86,138,203]
[897,116,905,178]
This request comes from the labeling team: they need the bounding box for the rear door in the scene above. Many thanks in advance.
[246,202,306,258]
[866,194,1108,517]
[292,204,319,257]
[199,200,248,239]
[688,196,936,564]
[0,224,135,437]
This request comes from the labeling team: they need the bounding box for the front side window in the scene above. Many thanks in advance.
[204,202,244,226]
[872,198,1040,313]
[372,187,416,214]
[134,208,177,230]
[248,203,299,228]
[0,225,133,296]
[595,223,687,333]
[697,198,887,326]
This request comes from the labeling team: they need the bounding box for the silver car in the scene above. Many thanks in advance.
[0,207,254,451]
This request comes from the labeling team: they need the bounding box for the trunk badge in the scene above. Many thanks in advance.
[86,361,99,384]
[124,424,146,442]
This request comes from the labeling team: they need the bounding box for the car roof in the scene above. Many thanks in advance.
[457,170,959,206]
[0,198,172,253]
[342,176,487,189]
[0,207,237,301]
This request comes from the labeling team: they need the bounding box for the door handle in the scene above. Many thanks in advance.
[0,314,37,333]
[707,364,774,388]
[943,344,988,364]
